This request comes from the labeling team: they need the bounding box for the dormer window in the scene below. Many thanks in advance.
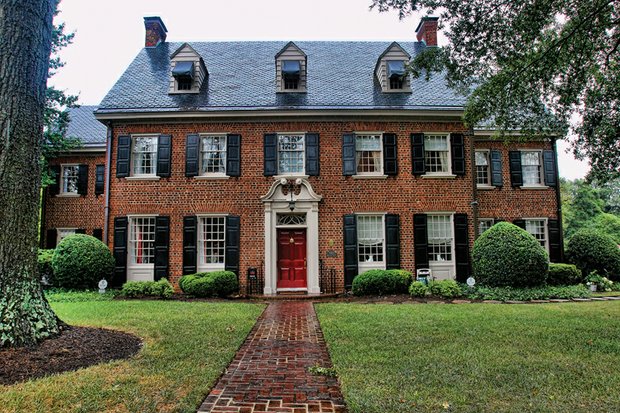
[169,43,208,94]
[172,61,195,91]
[282,60,301,90]
[387,61,406,90]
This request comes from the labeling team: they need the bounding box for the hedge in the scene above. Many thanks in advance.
[566,229,620,280]
[351,269,412,296]
[51,234,115,289]
[547,263,582,286]
[179,271,239,298]
[121,279,174,299]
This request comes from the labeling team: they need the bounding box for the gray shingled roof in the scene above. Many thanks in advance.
[97,41,467,114]
[67,105,106,145]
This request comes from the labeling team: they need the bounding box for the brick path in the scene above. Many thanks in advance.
[197,301,347,413]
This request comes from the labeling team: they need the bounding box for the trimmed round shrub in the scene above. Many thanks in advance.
[409,281,428,298]
[428,279,462,299]
[38,249,55,286]
[566,229,620,280]
[472,222,549,287]
[547,263,582,286]
[121,279,174,299]
[179,271,238,298]
[351,269,412,296]
[51,234,114,289]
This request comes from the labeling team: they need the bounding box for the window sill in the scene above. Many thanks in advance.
[128,264,155,268]
[421,174,457,179]
[198,265,226,273]
[56,193,81,198]
[125,176,160,181]
[274,174,309,180]
[352,174,388,180]
[476,185,496,190]
[520,185,549,190]
[194,175,230,181]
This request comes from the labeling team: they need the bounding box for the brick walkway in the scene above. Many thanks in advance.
[197,301,347,413]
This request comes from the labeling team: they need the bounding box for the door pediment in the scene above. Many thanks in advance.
[261,178,322,203]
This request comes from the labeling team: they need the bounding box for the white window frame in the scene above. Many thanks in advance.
[354,133,384,177]
[59,164,80,196]
[130,135,158,177]
[357,214,386,272]
[475,150,492,187]
[197,214,227,273]
[478,218,494,235]
[423,133,452,176]
[199,134,227,177]
[276,133,306,176]
[127,215,157,268]
[57,228,77,245]
[427,214,455,263]
[520,150,544,187]
[524,218,549,252]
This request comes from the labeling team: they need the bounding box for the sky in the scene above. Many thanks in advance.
[51,0,589,179]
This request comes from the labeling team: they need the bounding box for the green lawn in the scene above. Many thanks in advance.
[316,302,620,413]
[0,300,263,413]
[592,291,620,297]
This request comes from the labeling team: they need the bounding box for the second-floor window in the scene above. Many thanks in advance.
[356,134,382,174]
[201,135,227,175]
[278,134,305,174]
[475,151,490,185]
[132,136,158,176]
[425,134,450,174]
[61,165,79,194]
[521,151,542,185]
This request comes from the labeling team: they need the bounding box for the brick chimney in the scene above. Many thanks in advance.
[415,16,439,46]
[144,16,168,48]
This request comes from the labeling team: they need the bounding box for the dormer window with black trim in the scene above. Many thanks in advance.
[282,60,301,90]
[173,61,195,91]
[387,61,406,90]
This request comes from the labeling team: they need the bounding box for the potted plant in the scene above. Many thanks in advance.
[586,271,614,293]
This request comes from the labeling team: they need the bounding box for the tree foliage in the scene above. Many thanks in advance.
[370,0,620,182]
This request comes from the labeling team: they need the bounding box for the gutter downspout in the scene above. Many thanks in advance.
[552,138,565,262]
[469,127,479,239]
[103,124,113,245]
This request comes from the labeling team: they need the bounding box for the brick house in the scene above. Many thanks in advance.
[43,16,563,295]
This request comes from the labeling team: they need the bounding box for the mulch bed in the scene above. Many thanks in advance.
[0,325,142,386]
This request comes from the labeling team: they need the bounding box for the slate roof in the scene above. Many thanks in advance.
[97,41,467,114]
[67,105,106,145]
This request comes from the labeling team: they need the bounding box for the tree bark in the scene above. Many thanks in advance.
[0,0,59,347]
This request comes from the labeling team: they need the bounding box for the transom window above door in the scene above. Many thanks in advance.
[278,134,305,174]
[277,213,307,226]
[200,135,227,174]
[355,134,383,174]
[132,136,158,176]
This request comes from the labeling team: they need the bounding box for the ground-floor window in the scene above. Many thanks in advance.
[57,228,76,245]
[427,215,453,262]
[357,215,385,271]
[129,217,156,264]
[478,218,494,234]
[198,216,226,271]
[525,219,548,251]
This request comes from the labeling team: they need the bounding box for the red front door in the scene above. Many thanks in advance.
[277,229,307,289]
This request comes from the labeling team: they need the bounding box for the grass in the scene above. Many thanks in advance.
[316,302,620,413]
[592,291,620,297]
[0,299,263,413]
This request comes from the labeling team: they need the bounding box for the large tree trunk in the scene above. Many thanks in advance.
[0,0,59,347]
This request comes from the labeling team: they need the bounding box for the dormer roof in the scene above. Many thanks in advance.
[169,43,208,94]
[275,41,307,59]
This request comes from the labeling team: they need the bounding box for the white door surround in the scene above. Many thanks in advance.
[261,178,322,295]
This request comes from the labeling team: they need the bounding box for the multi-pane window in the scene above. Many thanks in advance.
[390,77,404,90]
[479,219,494,234]
[525,219,547,250]
[57,228,76,245]
[475,151,490,185]
[357,215,384,264]
[278,134,305,174]
[129,217,156,265]
[177,77,192,91]
[428,215,453,261]
[199,216,226,266]
[521,151,542,185]
[356,135,382,174]
[425,135,449,174]
[201,135,227,174]
[132,136,158,176]
[61,165,79,194]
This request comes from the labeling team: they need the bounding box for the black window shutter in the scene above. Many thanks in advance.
[95,164,105,196]
[225,215,241,276]
[77,164,89,195]
[49,165,60,195]
[93,228,103,240]
[305,133,320,176]
[264,133,278,176]
[414,214,429,271]
[46,229,57,249]
[226,134,241,177]
[548,219,562,262]
[513,219,526,229]
[543,150,557,187]
[385,214,400,269]
[157,134,172,178]
[343,214,358,288]
[116,135,131,178]
[342,134,356,176]
[509,151,523,187]
[454,213,470,282]
[411,133,425,175]
[113,217,128,287]
[450,133,466,175]
[75,228,86,234]
[490,150,503,187]
[383,133,398,176]
[185,134,200,177]
[183,216,198,275]
[154,216,170,280]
